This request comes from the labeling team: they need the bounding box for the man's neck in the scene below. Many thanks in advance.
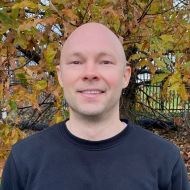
[66,112,126,141]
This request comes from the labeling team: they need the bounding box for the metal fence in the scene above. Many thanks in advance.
[136,73,190,114]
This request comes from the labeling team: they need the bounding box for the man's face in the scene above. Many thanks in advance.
[57,23,131,118]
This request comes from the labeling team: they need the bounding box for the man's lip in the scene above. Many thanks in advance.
[77,89,105,94]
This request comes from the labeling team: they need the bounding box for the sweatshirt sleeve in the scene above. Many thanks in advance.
[170,155,190,190]
[1,152,24,190]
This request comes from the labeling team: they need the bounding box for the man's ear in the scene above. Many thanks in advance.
[122,66,131,88]
[56,65,64,88]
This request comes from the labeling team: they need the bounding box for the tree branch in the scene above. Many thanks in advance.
[137,0,154,23]
[16,46,41,64]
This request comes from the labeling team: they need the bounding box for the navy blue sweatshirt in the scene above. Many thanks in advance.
[1,120,190,190]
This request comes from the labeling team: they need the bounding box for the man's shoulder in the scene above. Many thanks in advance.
[129,121,179,156]
[12,121,64,154]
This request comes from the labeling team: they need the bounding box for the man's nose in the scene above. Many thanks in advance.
[82,62,99,81]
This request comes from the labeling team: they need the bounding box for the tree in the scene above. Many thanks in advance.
[0,0,190,158]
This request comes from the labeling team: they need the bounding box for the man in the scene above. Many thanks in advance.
[1,23,189,190]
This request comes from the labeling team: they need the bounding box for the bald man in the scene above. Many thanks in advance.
[1,23,189,190]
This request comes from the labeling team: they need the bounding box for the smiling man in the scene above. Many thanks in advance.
[56,23,130,140]
[1,23,190,190]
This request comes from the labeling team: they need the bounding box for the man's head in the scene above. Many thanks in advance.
[57,22,131,119]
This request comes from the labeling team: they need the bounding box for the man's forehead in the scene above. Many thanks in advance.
[61,22,126,63]
[69,52,114,57]
[63,24,116,49]
[64,51,117,61]
[66,22,117,42]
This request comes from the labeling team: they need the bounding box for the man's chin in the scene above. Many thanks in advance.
[79,110,104,117]
[71,107,105,118]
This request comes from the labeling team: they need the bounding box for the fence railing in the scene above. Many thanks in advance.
[136,73,190,114]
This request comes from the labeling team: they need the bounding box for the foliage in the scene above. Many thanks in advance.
[0,123,26,159]
[0,0,190,158]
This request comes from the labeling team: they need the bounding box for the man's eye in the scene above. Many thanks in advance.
[101,60,113,64]
[70,61,81,64]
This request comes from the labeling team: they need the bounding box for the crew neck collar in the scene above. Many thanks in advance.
[58,119,132,151]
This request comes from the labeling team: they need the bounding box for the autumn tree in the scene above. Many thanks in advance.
[0,0,190,158]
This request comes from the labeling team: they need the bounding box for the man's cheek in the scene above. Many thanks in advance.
[107,77,122,87]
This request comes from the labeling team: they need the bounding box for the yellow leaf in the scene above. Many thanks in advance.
[0,83,3,99]
[149,1,160,13]
[17,19,39,32]
[162,78,170,99]
[137,59,149,67]
[160,35,174,43]
[38,17,57,26]
[155,60,166,68]
[168,82,180,91]
[44,43,58,70]
[35,80,47,91]
[11,129,18,139]
[184,61,190,73]
[141,41,150,51]
[25,93,39,109]
[62,9,78,20]
[112,17,120,33]
[52,85,63,98]
[23,66,35,78]
[18,57,26,65]
[3,127,10,137]
[12,1,38,9]
[169,72,181,86]
[14,35,28,49]
[151,73,170,84]
[154,15,165,31]
[130,53,146,61]
[178,84,188,101]
[137,60,156,74]
[54,113,63,123]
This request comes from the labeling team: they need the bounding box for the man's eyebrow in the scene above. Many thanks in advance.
[68,51,116,60]
[97,52,114,58]
[69,52,84,58]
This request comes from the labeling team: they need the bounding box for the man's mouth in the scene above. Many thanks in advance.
[77,89,105,94]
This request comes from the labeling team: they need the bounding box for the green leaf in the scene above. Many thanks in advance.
[16,73,28,85]
[14,35,28,49]
[151,73,170,84]
[91,5,101,19]
[0,11,14,25]
[11,8,19,20]
[150,37,164,52]
[9,100,17,111]
[35,80,47,91]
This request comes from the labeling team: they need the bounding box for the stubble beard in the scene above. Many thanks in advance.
[68,99,120,123]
